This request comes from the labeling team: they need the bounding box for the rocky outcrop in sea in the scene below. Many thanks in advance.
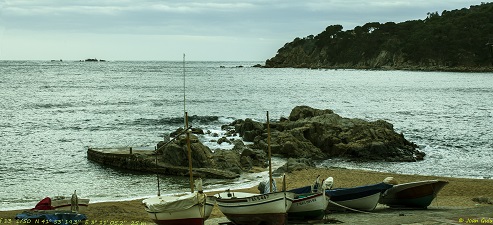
[87,106,424,178]
[228,105,424,162]
[156,106,423,175]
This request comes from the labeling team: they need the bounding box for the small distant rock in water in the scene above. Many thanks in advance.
[84,58,106,62]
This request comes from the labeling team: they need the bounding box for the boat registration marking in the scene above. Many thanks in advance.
[296,198,317,206]
[249,195,269,202]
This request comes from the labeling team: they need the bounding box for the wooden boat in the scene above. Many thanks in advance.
[326,182,393,211]
[287,177,330,220]
[142,118,217,225]
[215,111,294,225]
[29,191,89,212]
[142,55,216,225]
[142,128,217,225]
[215,190,294,225]
[379,180,449,209]
[143,190,216,225]
[51,191,90,212]
[16,191,87,225]
[288,191,328,220]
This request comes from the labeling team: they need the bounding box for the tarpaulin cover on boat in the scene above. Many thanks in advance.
[143,192,206,212]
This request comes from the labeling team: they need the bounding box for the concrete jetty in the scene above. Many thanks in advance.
[86,147,239,179]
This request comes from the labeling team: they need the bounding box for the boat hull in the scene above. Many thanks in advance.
[216,191,294,225]
[144,195,215,225]
[379,180,448,208]
[51,198,90,213]
[288,192,328,220]
[328,192,381,211]
[325,182,392,211]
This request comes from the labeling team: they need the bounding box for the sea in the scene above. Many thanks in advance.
[0,60,492,211]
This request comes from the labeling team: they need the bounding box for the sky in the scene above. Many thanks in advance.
[0,0,489,61]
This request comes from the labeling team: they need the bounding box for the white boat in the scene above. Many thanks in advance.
[142,55,216,225]
[51,196,90,212]
[143,191,216,225]
[32,191,89,213]
[287,176,331,220]
[379,180,449,208]
[326,182,393,211]
[215,190,295,225]
[215,111,294,225]
[142,122,216,225]
[288,192,328,220]
[18,191,89,225]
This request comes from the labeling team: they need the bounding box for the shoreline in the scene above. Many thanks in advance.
[2,167,492,224]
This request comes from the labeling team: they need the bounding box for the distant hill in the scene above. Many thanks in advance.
[265,3,493,72]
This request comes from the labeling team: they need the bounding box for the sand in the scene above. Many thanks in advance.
[1,167,492,225]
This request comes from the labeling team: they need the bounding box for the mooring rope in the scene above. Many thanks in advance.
[327,199,375,214]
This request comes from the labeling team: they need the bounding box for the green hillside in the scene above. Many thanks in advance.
[265,3,493,71]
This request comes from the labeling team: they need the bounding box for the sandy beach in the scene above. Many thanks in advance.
[2,167,492,225]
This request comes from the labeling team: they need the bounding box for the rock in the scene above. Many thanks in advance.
[217,137,232,145]
[233,105,424,162]
[170,127,204,137]
[240,147,267,169]
[160,134,215,168]
[218,140,267,170]
[212,149,243,174]
[289,105,334,121]
[191,127,204,135]
[274,158,315,174]
[235,118,264,142]
[270,128,326,159]
[169,127,184,138]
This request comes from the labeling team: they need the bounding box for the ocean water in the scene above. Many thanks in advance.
[0,60,492,210]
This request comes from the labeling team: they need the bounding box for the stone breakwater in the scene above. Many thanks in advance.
[86,147,239,179]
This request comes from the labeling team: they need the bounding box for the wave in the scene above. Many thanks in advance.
[32,103,74,109]
[441,87,493,94]
[131,115,235,127]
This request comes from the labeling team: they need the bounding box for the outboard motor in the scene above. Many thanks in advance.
[323,177,334,190]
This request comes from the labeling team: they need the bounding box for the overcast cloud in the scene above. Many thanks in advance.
[0,0,488,61]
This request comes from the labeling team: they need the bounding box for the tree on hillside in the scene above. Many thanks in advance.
[265,2,493,70]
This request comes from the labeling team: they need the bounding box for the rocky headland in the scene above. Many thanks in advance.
[87,106,424,178]
[263,3,493,72]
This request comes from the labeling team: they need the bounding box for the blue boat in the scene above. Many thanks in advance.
[325,182,393,211]
[15,210,87,225]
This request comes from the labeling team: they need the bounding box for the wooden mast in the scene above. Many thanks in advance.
[183,53,186,124]
[186,112,194,193]
[267,111,273,192]
[156,145,160,196]
[183,54,194,193]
